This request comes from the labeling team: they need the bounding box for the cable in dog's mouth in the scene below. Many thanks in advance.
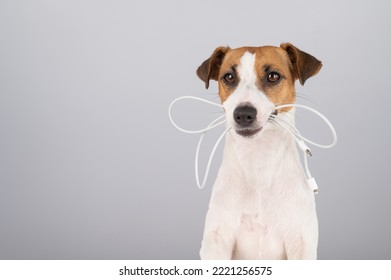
[169,96,337,190]
[235,127,263,137]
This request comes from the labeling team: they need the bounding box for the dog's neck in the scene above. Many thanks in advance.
[222,110,303,189]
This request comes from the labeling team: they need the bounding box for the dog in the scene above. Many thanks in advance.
[196,43,322,260]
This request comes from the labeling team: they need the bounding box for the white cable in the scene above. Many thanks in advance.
[169,96,337,193]
[195,120,230,189]
[272,104,338,193]
[168,96,225,134]
[269,117,313,186]
[274,103,338,149]
[168,96,228,189]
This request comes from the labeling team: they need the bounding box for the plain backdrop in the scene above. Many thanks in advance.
[0,0,390,259]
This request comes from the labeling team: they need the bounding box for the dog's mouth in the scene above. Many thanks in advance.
[235,127,263,137]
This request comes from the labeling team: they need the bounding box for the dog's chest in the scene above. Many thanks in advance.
[232,191,288,259]
[228,127,297,187]
[218,128,308,259]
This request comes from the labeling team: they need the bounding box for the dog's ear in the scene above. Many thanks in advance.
[280,43,322,85]
[196,46,230,89]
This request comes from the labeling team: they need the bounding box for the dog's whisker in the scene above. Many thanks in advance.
[280,110,295,116]
[296,93,319,105]
[276,109,304,125]
[276,108,306,126]
[269,115,296,131]
[267,119,279,126]
[209,110,225,116]
[203,92,221,101]
[272,109,296,120]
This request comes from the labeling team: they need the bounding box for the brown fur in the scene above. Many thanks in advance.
[196,43,322,111]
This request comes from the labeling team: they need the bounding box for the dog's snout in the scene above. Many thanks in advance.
[234,105,257,127]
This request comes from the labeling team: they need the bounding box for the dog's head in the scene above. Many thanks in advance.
[197,43,322,138]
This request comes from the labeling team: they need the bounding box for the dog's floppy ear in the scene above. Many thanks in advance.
[196,46,230,89]
[280,43,322,85]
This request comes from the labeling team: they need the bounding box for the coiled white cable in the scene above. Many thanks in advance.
[271,103,338,193]
[168,96,225,134]
[169,96,337,192]
[195,118,230,189]
[273,104,338,149]
[168,96,228,189]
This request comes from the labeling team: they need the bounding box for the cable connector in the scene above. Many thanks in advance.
[297,140,312,157]
[307,177,319,194]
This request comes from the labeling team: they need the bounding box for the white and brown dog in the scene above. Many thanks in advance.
[196,43,322,260]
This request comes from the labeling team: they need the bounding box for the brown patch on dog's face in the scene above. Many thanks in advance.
[217,48,247,103]
[197,43,322,112]
[253,46,297,111]
[217,46,296,110]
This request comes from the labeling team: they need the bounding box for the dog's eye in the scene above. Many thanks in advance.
[267,72,281,83]
[222,72,236,85]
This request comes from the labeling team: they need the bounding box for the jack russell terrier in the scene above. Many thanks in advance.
[196,43,322,260]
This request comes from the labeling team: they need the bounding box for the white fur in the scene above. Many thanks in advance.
[200,52,318,260]
[223,52,275,132]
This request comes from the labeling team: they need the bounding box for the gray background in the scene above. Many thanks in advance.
[0,0,390,259]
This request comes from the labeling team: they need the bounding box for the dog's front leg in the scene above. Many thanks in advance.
[285,229,318,260]
[200,228,235,260]
[199,209,236,260]
[286,241,317,260]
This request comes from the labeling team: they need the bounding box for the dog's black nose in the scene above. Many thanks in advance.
[234,105,257,127]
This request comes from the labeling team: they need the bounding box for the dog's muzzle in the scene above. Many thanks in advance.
[233,105,262,137]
